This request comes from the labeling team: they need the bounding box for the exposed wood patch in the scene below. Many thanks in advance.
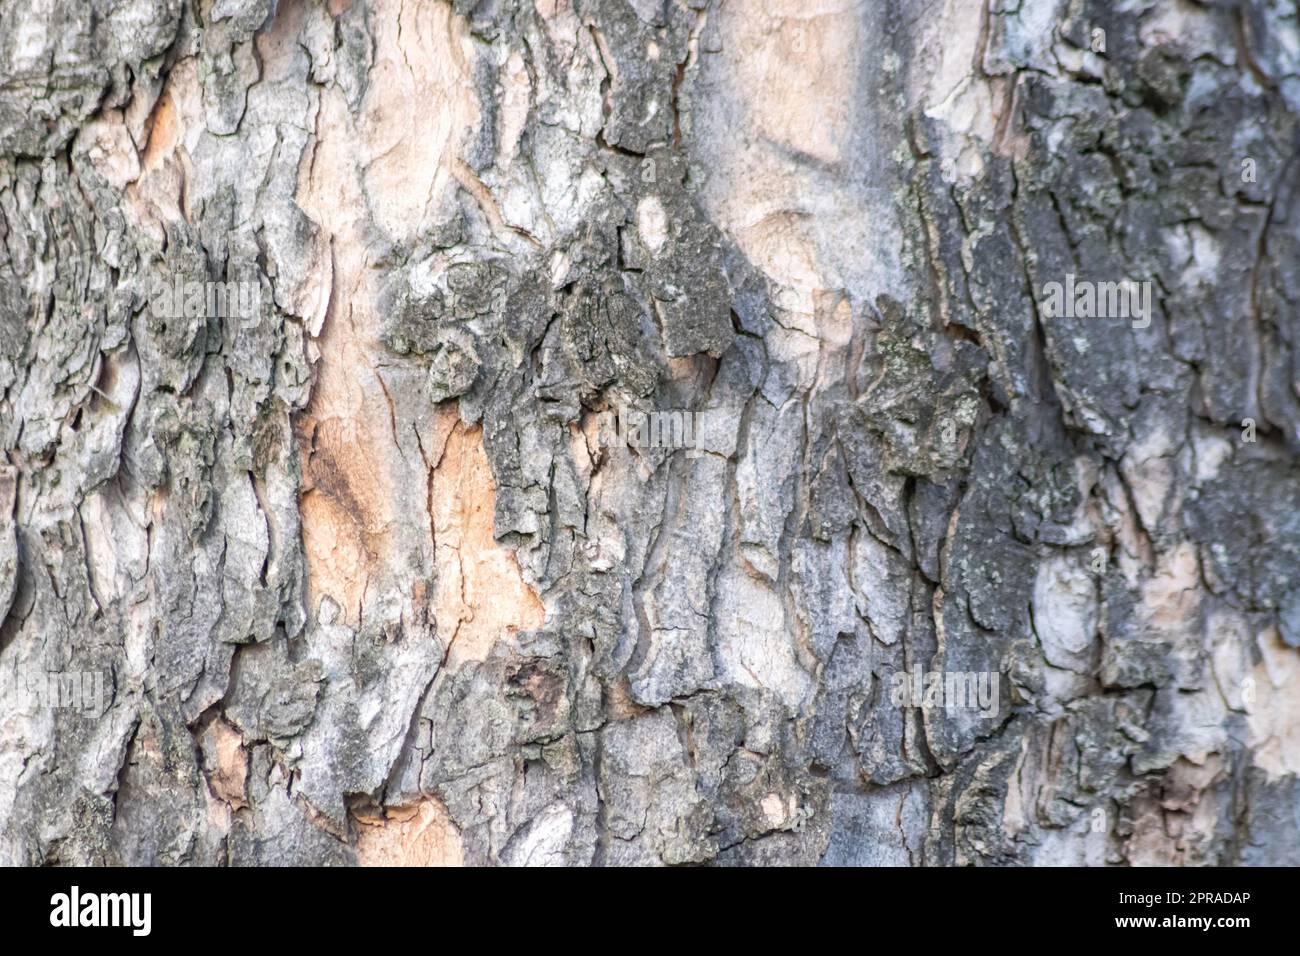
[353,798,463,866]
[432,419,546,670]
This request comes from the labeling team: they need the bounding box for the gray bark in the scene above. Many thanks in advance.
[1,0,1298,866]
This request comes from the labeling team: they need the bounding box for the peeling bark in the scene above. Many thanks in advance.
[2,0,1299,866]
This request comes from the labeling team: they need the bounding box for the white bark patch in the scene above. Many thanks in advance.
[1247,627,1300,780]
[691,0,889,300]
[1138,542,1202,641]
[715,565,813,710]
[1031,555,1098,673]
[636,195,669,255]
[501,803,575,867]
[915,0,1002,178]
[497,50,532,165]
[1139,0,1222,56]
[851,530,910,647]
[354,0,477,240]
[1120,425,1176,533]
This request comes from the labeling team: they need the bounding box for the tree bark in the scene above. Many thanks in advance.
[1,0,1298,866]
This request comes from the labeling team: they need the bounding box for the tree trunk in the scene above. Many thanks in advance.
[2,0,1298,866]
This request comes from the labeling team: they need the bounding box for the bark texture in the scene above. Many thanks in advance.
[2,0,1299,866]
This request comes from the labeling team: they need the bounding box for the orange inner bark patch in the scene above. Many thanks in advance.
[296,407,396,625]
[353,798,463,866]
[431,420,545,670]
[123,62,202,234]
[140,90,178,172]
[200,717,248,811]
[356,0,477,240]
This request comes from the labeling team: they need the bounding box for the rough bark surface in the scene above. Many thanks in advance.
[1,0,1298,866]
